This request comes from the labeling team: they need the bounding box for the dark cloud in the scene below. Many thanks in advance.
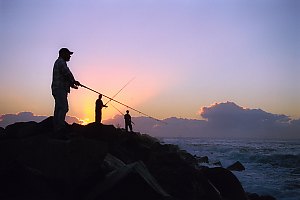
[0,112,82,128]
[198,102,295,138]
[0,112,46,128]
[104,102,300,139]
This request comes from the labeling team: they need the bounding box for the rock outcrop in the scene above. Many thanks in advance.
[0,117,275,200]
[227,161,246,171]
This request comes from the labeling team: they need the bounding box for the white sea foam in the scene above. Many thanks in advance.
[161,137,300,200]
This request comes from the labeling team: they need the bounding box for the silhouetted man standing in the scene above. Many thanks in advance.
[95,94,107,123]
[124,110,133,132]
[51,48,80,132]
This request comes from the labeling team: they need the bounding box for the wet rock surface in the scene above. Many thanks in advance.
[0,117,276,200]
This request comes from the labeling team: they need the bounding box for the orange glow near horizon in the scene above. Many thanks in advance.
[69,85,166,122]
[67,60,178,121]
[81,118,91,125]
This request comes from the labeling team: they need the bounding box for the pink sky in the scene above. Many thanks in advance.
[0,0,299,124]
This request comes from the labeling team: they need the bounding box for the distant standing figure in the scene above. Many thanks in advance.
[51,48,80,131]
[95,94,107,123]
[124,110,133,132]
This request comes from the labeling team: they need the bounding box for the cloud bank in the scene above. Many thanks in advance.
[0,112,82,128]
[104,102,300,139]
[1,102,299,139]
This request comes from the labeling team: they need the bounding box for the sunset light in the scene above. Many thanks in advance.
[1,0,299,123]
[1,1,299,199]
[81,118,91,125]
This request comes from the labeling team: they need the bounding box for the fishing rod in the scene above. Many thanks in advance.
[79,84,166,124]
[104,77,135,106]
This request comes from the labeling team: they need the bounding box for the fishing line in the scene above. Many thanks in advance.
[104,77,136,106]
[80,84,166,124]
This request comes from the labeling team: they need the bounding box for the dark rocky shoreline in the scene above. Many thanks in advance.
[0,117,276,200]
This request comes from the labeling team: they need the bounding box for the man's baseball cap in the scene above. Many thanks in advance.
[59,48,73,55]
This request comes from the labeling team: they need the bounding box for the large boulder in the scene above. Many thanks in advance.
[203,167,248,200]
[227,161,245,171]
[18,138,108,187]
[146,144,209,200]
[4,121,40,138]
[0,127,4,135]
[0,161,60,200]
[102,153,126,172]
[86,161,171,200]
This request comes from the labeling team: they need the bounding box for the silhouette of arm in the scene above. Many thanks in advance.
[100,101,108,108]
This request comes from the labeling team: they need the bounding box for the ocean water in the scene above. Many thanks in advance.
[161,137,300,200]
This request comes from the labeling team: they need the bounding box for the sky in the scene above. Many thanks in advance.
[1,0,299,125]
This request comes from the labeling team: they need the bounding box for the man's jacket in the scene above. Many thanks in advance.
[51,57,75,93]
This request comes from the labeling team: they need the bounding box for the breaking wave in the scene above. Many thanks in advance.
[162,137,300,200]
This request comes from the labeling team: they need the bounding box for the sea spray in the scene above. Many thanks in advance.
[161,137,300,200]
